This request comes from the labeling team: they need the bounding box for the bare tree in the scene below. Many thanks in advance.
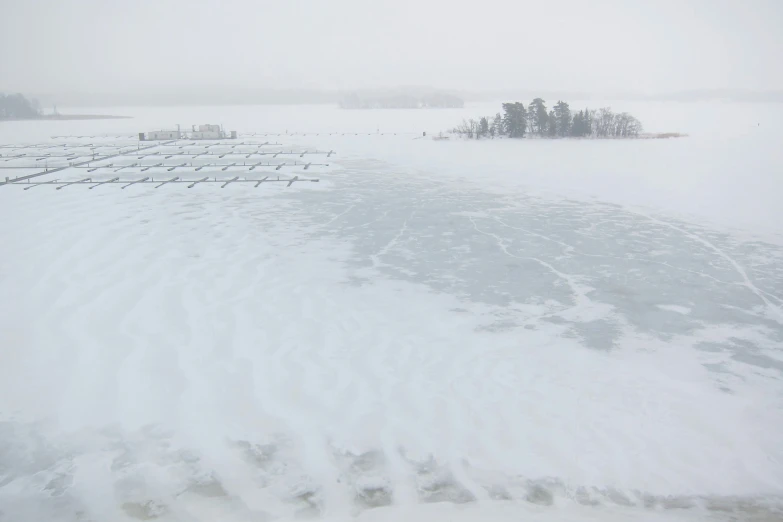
[492,113,503,137]
[595,107,615,137]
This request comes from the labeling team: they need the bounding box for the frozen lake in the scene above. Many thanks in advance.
[1,102,782,521]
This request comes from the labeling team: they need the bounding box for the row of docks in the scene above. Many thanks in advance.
[1,149,335,162]
[4,161,329,172]
[0,134,336,190]
[9,175,316,190]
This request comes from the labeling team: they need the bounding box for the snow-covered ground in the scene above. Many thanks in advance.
[1,102,782,521]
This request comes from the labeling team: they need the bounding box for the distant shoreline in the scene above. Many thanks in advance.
[0,114,132,122]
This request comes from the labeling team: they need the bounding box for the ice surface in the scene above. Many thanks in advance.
[1,103,782,521]
[656,305,692,315]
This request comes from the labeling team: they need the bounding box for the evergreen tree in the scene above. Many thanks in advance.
[553,100,572,137]
[547,111,557,137]
[529,98,548,136]
[571,110,584,136]
[479,116,490,138]
[502,102,527,138]
[517,103,528,137]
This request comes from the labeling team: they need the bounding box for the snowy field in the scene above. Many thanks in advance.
[1,102,782,522]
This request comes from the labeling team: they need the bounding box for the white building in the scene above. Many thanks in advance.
[144,130,182,140]
[191,124,223,140]
[140,125,236,141]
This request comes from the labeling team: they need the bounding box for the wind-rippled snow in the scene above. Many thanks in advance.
[1,103,782,521]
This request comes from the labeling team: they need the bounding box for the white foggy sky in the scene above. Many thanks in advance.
[1,0,781,95]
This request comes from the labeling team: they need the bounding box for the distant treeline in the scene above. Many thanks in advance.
[453,99,643,139]
[0,93,42,120]
[340,92,464,109]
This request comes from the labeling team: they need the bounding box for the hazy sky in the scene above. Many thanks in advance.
[2,0,782,95]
